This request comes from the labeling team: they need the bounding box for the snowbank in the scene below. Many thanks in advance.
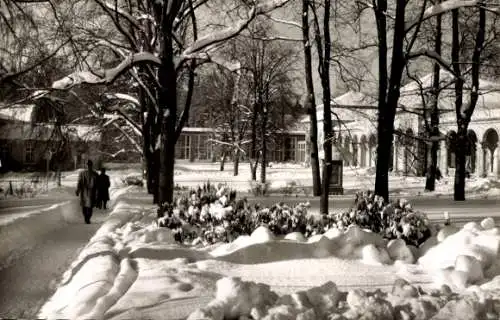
[188,276,499,320]
[38,188,500,319]
[0,199,76,270]
[418,218,500,291]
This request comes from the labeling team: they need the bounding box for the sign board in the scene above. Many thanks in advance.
[329,160,344,195]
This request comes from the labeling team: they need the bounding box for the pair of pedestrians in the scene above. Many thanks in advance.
[75,160,110,224]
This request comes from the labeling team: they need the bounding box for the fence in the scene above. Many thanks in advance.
[0,173,61,198]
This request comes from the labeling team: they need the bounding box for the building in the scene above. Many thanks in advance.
[175,126,307,163]
[305,71,500,178]
[0,105,101,172]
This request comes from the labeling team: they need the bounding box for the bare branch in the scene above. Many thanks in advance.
[0,39,70,85]
[406,49,465,82]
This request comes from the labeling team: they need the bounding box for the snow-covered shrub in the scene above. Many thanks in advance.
[334,191,432,247]
[156,186,432,248]
[156,183,336,245]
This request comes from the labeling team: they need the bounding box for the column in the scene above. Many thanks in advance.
[357,144,363,168]
[365,145,370,168]
[393,142,399,172]
[349,143,355,167]
[304,130,311,166]
[486,149,492,176]
[397,144,405,174]
[492,148,499,178]
[440,140,448,176]
[476,145,484,177]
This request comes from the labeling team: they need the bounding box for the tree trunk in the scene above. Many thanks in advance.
[425,0,442,192]
[374,0,405,202]
[375,125,394,200]
[302,0,321,197]
[454,127,467,201]
[249,103,259,181]
[220,151,226,171]
[452,4,485,201]
[151,150,160,204]
[158,40,177,212]
[260,106,268,184]
[452,8,464,201]
[319,0,332,215]
[425,134,440,191]
[234,149,240,176]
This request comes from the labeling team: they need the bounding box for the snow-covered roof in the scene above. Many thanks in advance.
[0,123,101,142]
[399,71,500,115]
[0,105,35,122]
[303,91,377,124]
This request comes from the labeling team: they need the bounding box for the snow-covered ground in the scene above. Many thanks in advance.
[3,163,500,319]
[173,162,500,198]
[37,187,500,319]
[2,162,500,199]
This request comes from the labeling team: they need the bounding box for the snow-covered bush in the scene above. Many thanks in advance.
[157,186,431,247]
[334,191,432,247]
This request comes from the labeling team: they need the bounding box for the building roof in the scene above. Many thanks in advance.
[301,91,378,124]
[399,71,500,118]
[0,122,101,142]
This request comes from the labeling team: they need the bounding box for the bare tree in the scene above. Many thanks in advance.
[364,0,483,201]
[425,0,443,192]
[50,0,292,213]
[302,0,321,196]
[452,4,487,200]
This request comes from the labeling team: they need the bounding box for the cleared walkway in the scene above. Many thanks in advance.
[0,211,106,318]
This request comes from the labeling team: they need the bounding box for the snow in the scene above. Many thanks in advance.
[38,190,500,320]
[2,162,500,318]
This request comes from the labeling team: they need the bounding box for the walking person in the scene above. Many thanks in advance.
[76,160,98,224]
[96,168,110,210]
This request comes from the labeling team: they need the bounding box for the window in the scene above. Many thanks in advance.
[298,141,306,163]
[195,134,212,160]
[25,141,34,163]
[175,135,191,159]
[284,137,297,162]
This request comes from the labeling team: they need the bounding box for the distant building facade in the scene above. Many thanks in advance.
[304,71,500,178]
[0,105,101,172]
[175,127,307,163]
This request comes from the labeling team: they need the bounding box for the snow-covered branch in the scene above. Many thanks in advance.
[405,0,479,32]
[251,36,303,42]
[181,0,291,58]
[52,52,161,89]
[182,52,241,72]
[104,93,141,106]
[265,15,302,29]
[111,122,143,154]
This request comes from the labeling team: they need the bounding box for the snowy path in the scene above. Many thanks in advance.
[0,220,103,318]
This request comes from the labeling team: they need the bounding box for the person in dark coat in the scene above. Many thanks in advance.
[96,168,111,210]
[76,160,98,224]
